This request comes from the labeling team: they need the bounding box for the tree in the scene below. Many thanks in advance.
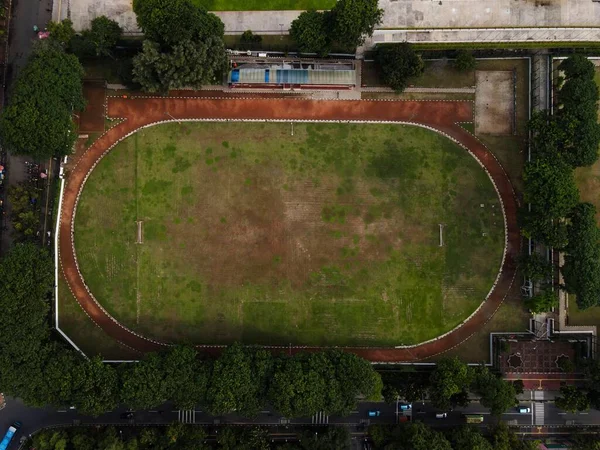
[132,37,227,93]
[454,50,476,72]
[471,366,517,416]
[330,0,383,49]
[72,357,119,416]
[524,289,558,313]
[557,355,576,373]
[290,10,331,56]
[48,19,75,46]
[298,427,351,450]
[523,158,579,219]
[512,379,525,396]
[572,435,600,450]
[428,357,472,410]
[490,423,540,450]
[559,54,596,80]
[206,343,272,416]
[450,426,492,450]
[162,346,208,409]
[120,352,168,410]
[0,40,84,158]
[562,203,600,309]
[132,0,224,48]
[7,182,41,241]
[374,43,425,92]
[555,385,590,413]
[517,253,552,282]
[86,16,122,57]
[385,422,452,450]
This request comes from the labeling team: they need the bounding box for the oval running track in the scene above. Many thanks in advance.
[58,96,520,362]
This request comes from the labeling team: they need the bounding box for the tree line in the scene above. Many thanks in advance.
[30,421,550,450]
[31,424,352,450]
[520,55,600,311]
[0,243,381,418]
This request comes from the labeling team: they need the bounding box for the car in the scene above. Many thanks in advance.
[435,413,448,419]
[518,407,531,414]
[367,410,380,417]
[399,403,412,411]
[120,412,134,420]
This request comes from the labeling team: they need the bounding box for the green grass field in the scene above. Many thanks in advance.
[192,0,334,10]
[73,122,504,347]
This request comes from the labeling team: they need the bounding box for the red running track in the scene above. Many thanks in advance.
[58,97,520,361]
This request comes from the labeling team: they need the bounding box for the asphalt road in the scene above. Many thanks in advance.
[4,393,600,448]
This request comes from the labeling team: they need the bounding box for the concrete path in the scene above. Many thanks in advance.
[58,96,519,361]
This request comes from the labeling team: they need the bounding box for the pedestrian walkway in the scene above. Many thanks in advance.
[534,401,545,426]
[178,410,196,424]
[312,411,328,424]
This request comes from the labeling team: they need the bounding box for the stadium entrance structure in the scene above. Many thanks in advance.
[228,59,356,90]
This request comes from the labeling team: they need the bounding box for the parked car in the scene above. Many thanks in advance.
[367,410,380,417]
[518,406,531,414]
[120,412,134,419]
[399,403,412,411]
[435,412,448,419]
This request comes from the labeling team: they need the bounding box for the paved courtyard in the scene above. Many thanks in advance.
[57,0,600,35]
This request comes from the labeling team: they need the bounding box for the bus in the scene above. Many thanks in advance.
[464,414,484,424]
[0,422,21,450]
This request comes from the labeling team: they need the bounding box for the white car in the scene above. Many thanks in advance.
[518,407,531,414]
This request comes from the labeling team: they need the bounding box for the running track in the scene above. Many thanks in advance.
[59,97,520,362]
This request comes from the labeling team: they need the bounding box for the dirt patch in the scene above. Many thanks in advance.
[475,71,513,135]
[78,81,106,133]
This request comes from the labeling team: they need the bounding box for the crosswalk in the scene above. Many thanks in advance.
[312,411,329,424]
[534,402,544,425]
[178,409,196,424]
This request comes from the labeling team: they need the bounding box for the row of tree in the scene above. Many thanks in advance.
[290,0,382,55]
[381,357,521,416]
[32,422,548,450]
[520,55,600,310]
[31,424,352,450]
[370,422,539,450]
[0,244,381,418]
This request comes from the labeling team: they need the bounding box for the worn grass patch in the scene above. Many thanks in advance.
[74,122,504,347]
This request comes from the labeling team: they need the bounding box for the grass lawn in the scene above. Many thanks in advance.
[57,270,140,360]
[193,0,334,10]
[74,122,504,347]
[362,60,475,89]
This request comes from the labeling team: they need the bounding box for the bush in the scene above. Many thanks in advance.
[454,49,476,72]
[240,29,262,44]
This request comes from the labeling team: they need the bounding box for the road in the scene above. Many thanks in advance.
[4,392,600,448]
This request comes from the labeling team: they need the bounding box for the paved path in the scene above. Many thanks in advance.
[58,96,520,361]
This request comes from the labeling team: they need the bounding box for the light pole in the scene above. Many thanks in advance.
[165,111,182,125]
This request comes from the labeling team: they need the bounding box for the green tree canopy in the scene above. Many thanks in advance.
[454,50,476,72]
[384,422,452,450]
[555,385,590,413]
[48,19,75,46]
[428,357,473,410]
[562,203,600,309]
[0,40,84,158]
[524,288,558,313]
[72,357,119,416]
[132,37,227,93]
[374,43,425,92]
[450,426,493,450]
[517,253,552,282]
[86,16,123,57]
[132,0,223,48]
[120,353,168,410]
[330,0,383,49]
[290,10,331,56]
[471,366,517,416]
[206,343,273,416]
